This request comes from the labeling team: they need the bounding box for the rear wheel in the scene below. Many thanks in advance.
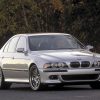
[29,65,43,91]
[0,68,11,89]
[90,81,100,89]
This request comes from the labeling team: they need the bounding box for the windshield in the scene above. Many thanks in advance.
[28,35,85,51]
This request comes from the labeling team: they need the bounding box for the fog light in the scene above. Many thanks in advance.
[49,75,58,80]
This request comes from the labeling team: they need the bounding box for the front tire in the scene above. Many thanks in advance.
[29,65,43,91]
[90,81,100,89]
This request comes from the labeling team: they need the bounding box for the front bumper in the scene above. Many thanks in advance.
[39,68,100,84]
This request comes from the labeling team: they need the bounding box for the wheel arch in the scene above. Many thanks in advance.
[29,63,38,71]
[28,63,41,79]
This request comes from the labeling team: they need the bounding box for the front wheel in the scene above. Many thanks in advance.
[29,65,43,91]
[90,81,100,89]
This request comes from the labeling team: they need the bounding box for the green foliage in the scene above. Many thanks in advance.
[0,0,99,52]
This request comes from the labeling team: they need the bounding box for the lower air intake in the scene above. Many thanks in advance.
[61,74,99,81]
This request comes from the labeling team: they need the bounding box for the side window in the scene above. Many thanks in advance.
[3,42,10,52]
[8,37,19,53]
[16,37,26,50]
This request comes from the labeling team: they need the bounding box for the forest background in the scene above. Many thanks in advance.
[0,0,100,53]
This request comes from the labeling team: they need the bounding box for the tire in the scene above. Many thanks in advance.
[0,68,11,89]
[0,68,4,89]
[29,65,43,91]
[90,81,100,89]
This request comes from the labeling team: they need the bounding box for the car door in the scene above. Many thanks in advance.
[2,36,19,80]
[12,36,30,82]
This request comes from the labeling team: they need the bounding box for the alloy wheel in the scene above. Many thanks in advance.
[29,66,41,90]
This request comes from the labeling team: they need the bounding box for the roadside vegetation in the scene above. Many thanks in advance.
[0,0,100,52]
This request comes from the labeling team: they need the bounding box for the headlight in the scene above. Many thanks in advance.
[43,62,68,69]
[92,61,100,67]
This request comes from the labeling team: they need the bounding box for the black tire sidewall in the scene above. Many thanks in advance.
[90,81,100,89]
[0,68,4,88]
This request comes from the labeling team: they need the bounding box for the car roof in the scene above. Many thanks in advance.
[14,33,70,37]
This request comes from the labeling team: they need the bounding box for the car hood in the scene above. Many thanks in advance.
[31,49,96,62]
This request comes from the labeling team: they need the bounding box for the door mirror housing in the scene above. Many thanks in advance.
[17,48,24,53]
[86,45,93,50]
[17,48,28,54]
[17,48,28,55]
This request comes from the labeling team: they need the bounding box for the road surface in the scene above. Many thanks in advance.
[0,84,100,100]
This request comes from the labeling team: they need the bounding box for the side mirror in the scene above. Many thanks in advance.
[17,48,28,55]
[17,48,24,53]
[86,45,93,50]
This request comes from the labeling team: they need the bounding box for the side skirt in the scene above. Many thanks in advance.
[5,78,29,83]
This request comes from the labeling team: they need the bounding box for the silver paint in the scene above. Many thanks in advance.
[0,33,100,84]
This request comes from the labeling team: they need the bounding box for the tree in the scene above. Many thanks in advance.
[0,0,99,52]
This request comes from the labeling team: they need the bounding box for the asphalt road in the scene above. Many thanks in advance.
[0,84,100,100]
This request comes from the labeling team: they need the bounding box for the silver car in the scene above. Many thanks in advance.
[0,33,100,90]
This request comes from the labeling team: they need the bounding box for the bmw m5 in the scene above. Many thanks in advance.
[0,33,100,90]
